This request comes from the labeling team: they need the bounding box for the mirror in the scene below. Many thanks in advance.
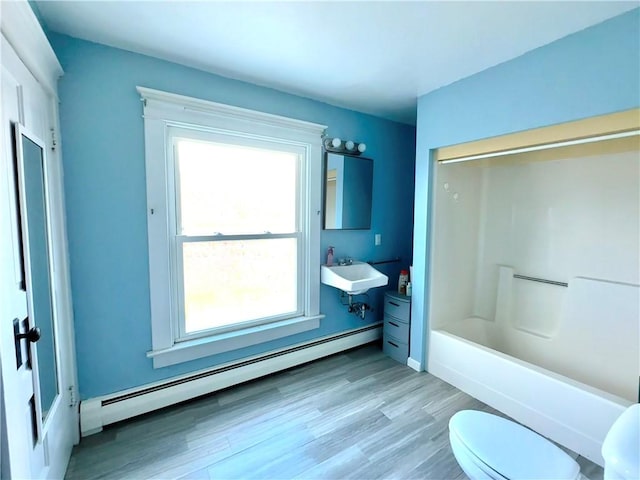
[323,152,373,230]
[15,124,59,426]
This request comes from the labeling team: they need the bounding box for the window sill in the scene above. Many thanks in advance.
[146,315,324,368]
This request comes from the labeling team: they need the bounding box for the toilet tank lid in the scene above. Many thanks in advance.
[449,410,579,480]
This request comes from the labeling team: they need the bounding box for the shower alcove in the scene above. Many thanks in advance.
[427,109,639,465]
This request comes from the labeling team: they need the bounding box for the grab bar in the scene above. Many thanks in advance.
[513,274,567,288]
[367,257,401,265]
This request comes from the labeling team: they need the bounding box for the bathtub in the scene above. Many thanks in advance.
[429,327,632,466]
[428,269,638,466]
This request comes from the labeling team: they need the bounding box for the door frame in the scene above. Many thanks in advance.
[1,2,79,478]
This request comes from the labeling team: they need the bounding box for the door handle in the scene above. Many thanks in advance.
[14,318,40,369]
[17,327,41,343]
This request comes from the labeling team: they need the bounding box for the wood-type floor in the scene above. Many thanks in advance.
[65,343,604,479]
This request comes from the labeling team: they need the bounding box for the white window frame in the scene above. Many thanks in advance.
[138,87,326,368]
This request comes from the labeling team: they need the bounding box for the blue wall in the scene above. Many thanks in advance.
[411,9,640,366]
[49,33,416,399]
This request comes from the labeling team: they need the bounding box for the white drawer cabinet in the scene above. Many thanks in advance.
[382,291,410,363]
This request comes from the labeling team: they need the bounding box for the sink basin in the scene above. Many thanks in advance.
[321,261,389,295]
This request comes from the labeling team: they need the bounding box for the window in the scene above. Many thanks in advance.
[139,87,326,368]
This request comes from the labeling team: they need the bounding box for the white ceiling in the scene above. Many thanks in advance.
[35,1,637,125]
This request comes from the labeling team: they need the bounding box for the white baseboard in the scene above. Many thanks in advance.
[407,357,422,372]
[80,324,382,436]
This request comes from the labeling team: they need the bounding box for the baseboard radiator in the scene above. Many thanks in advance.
[80,324,382,436]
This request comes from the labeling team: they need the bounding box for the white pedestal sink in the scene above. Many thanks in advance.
[321,261,389,295]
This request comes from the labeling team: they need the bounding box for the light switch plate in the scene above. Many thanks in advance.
[375,234,381,246]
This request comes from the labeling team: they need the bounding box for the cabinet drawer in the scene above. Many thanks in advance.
[384,295,410,321]
[382,334,409,364]
[384,314,410,343]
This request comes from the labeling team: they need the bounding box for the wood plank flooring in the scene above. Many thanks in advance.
[65,343,604,480]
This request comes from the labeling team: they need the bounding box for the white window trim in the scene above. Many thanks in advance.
[137,86,326,369]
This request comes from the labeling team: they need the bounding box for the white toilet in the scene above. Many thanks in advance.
[449,404,640,480]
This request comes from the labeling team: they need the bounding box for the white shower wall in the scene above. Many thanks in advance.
[429,161,483,330]
[475,149,639,320]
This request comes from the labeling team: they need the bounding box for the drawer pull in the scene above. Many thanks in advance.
[389,321,399,327]
[388,301,400,307]
[387,340,399,348]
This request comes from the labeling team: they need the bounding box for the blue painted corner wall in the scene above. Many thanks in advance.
[411,8,640,368]
[49,33,416,399]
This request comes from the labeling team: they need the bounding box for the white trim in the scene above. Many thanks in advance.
[147,315,324,368]
[439,129,640,164]
[142,114,174,351]
[406,356,422,372]
[137,86,326,138]
[81,324,382,436]
[1,15,78,478]
[0,0,63,96]
[78,398,103,437]
[139,87,326,367]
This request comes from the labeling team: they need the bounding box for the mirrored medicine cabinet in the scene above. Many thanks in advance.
[323,152,373,230]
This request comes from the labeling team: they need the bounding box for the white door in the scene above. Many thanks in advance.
[1,33,78,479]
